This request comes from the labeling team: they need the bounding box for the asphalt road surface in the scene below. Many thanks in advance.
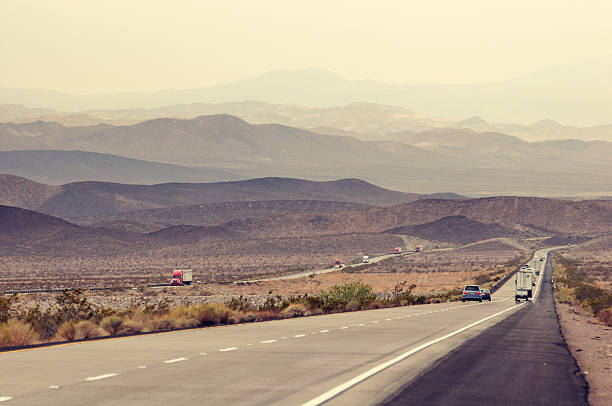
[381,249,588,406]
[0,248,581,405]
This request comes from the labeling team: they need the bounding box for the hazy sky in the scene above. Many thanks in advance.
[2,0,611,93]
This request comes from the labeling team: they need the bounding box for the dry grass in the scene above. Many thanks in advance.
[0,319,38,347]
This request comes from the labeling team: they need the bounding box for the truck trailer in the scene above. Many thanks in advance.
[515,268,534,301]
[170,269,193,286]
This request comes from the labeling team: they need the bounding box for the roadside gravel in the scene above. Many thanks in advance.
[556,302,612,406]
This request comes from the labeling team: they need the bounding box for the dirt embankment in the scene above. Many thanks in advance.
[557,303,612,406]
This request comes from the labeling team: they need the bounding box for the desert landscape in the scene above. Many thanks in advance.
[2,4,612,403]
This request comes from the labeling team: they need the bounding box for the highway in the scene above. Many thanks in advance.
[0,248,582,405]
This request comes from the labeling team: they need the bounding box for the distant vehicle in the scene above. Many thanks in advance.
[170,269,193,286]
[362,255,369,263]
[393,247,402,255]
[334,259,342,269]
[539,257,544,262]
[415,246,422,253]
[480,289,491,301]
[462,285,482,302]
[515,268,534,301]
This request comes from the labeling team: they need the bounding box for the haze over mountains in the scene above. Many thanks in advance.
[2,63,612,125]
[4,101,611,143]
[1,114,611,196]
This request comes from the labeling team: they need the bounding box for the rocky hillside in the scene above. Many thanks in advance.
[0,205,147,255]
[216,197,612,238]
[384,215,524,244]
[70,200,374,229]
[0,174,61,210]
[0,175,419,218]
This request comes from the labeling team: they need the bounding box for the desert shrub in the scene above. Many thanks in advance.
[100,316,123,336]
[143,298,173,315]
[597,307,612,327]
[227,295,255,312]
[55,289,95,322]
[366,301,385,310]
[56,321,77,341]
[121,317,147,334]
[74,320,106,340]
[240,312,259,323]
[259,295,290,312]
[188,303,232,325]
[23,305,59,340]
[387,282,417,306]
[319,282,375,312]
[0,294,18,323]
[344,300,361,312]
[474,274,492,285]
[169,317,198,330]
[150,316,175,331]
[256,310,281,321]
[0,319,38,347]
[281,304,307,318]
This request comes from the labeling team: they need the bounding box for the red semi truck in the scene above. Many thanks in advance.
[393,247,402,255]
[170,269,193,286]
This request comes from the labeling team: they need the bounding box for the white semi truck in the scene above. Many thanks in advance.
[515,267,535,301]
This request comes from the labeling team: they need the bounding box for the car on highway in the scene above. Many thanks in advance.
[462,285,483,302]
[480,289,491,301]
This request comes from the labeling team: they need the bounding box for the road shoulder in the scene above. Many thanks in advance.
[557,302,612,406]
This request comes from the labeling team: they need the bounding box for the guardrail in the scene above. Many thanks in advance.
[3,286,136,295]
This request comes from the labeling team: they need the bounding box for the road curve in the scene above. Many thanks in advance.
[379,249,588,406]
[0,250,557,406]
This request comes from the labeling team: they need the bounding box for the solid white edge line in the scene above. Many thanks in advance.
[0,397,12,402]
[86,373,117,382]
[164,357,187,364]
[300,303,524,406]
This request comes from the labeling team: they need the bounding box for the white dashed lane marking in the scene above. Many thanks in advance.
[49,385,59,389]
[164,357,187,364]
[86,373,117,382]
[0,397,12,402]
[219,347,239,352]
[340,326,349,329]
[261,339,277,344]
[294,334,306,338]
[319,330,329,333]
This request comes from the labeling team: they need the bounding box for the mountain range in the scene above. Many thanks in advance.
[2,101,612,143]
[0,174,436,218]
[2,194,610,256]
[1,115,611,195]
[1,62,612,125]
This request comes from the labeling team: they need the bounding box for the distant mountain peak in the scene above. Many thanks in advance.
[532,118,564,129]
[455,116,490,128]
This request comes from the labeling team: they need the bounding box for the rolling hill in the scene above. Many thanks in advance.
[0,150,244,185]
[0,205,146,256]
[0,175,420,218]
[384,215,523,244]
[69,200,374,230]
[214,197,612,238]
